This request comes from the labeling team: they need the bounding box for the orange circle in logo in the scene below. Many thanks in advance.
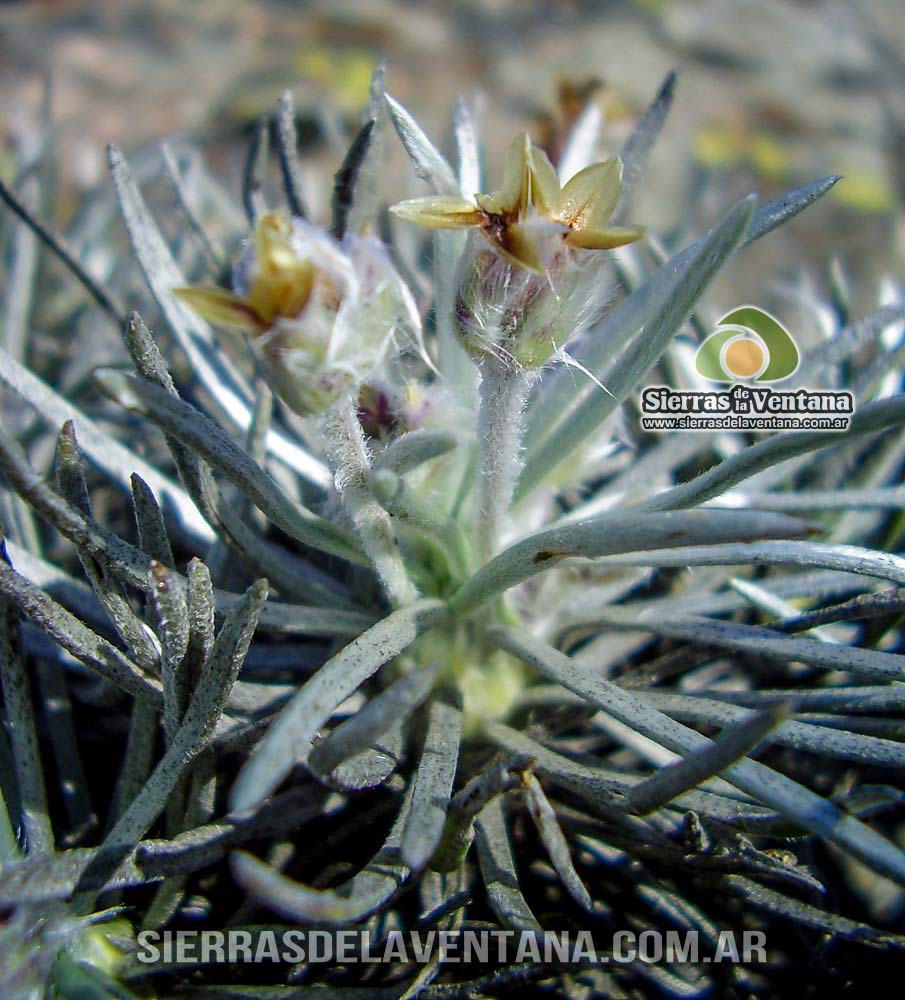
[724,338,764,378]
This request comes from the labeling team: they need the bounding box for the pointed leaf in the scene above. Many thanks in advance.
[491,628,905,886]
[615,70,678,219]
[230,600,447,812]
[385,95,459,195]
[450,508,813,614]
[401,699,462,871]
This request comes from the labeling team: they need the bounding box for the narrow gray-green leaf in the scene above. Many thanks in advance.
[615,70,677,217]
[797,306,905,385]
[161,144,228,277]
[54,422,160,671]
[275,90,308,220]
[725,876,905,947]
[714,486,905,512]
[230,599,448,812]
[131,474,175,567]
[385,95,459,195]
[185,557,214,692]
[0,174,123,325]
[93,369,363,565]
[0,586,53,854]
[150,561,190,741]
[491,628,905,886]
[523,772,594,912]
[625,705,790,815]
[108,697,157,828]
[331,119,375,240]
[643,691,905,769]
[310,663,440,777]
[450,508,812,614]
[0,555,160,702]
[474,798,542,933]
[401,699,463,871]
[328,724,403,791]
[252,600,375,637]
[431,755,534,874]
[376,430,458,476]
[601,611,905,683]
[596,539,905,586]
[0,344,210,540]
[741,175,842,249]
[77,580,268,902]
[485,719,775,828]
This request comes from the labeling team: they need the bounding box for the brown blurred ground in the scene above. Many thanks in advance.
[1,0,902,309]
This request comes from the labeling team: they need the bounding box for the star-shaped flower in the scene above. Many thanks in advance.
[172,212,427,416]
[390,133,644,272]
[174,212,315,335]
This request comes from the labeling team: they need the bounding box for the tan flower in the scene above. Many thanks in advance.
[173,212,315,335]
[172,212,425,416]
[390,133,644,273]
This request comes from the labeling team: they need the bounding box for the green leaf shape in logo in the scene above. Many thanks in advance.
[695,305,799,382]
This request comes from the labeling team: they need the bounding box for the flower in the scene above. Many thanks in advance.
[390,133,644,273]
[389,134,645,371]
[174,212,315,334]
[174,213,426,416]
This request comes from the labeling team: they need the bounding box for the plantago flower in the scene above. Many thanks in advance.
[391,134,644,369]
[175,212,425,416]
[392,133,643,272]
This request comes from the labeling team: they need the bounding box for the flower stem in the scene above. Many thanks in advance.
[474,357,532,564]
[319,400,417,606]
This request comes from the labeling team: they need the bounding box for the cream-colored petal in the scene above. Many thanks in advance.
[173,286,264,334]
[390,196,483,229]
[278,261,316,318]
[566,224,645,250]
[557,156,623,230]
[252,262,314,322]
[497,133,532,216]
[527,145,561,215]
[475,192,504,215]
[255,212,296,269]
[483,221,546,273]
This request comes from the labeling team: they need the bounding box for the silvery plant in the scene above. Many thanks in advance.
[0,67,904,998]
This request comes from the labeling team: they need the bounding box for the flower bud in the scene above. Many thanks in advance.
[453,231,605,369]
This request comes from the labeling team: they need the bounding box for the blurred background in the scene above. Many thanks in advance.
[1,0,903,314]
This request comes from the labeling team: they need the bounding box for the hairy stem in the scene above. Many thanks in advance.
[319,400,417,606]
[475,357,532,563]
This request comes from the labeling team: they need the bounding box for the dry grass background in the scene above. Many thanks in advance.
[1,0,902,310]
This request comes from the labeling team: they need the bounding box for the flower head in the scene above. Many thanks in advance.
[174,212,315,334]
[174,213,425,416]
[390,133,644,273]
[390,134,644,370]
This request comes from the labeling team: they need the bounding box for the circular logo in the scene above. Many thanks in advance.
[695,306,799,383]
[721,334,767,379]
